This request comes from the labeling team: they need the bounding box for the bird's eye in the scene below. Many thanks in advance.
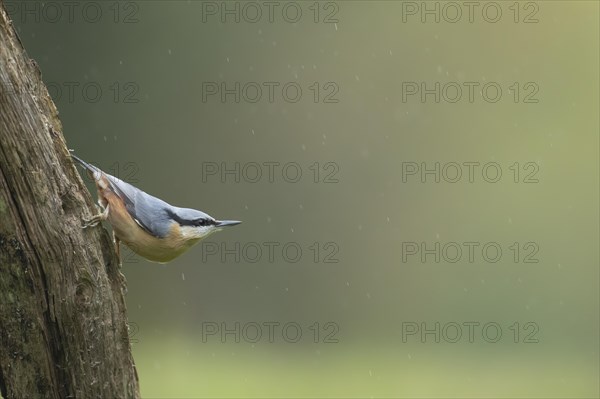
[195,219,213,227]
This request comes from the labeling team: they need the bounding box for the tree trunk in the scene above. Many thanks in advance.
[0,2,140,398]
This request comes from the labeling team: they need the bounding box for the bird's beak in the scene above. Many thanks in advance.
[215,220,242,227]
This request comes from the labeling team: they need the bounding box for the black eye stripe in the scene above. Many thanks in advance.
[166,209,215,227]
[195,219,215,227]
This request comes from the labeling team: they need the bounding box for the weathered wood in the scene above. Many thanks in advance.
[0,1,140,397]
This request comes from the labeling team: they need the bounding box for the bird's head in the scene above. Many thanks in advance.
[169,208,241,242]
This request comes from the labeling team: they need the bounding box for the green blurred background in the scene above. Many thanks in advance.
[7,1,598,397]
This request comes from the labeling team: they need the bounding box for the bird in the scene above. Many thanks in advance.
[71,154,241,263]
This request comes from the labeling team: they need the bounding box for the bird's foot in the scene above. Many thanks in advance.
[82,204,109,228]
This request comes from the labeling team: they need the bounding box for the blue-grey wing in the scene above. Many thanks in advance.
[105,176,173,238]
[73,154,172,238]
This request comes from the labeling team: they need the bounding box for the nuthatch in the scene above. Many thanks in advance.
[72,154,241,263]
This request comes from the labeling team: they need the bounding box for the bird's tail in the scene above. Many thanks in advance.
[70,152,106,184]
[71,153,98,172]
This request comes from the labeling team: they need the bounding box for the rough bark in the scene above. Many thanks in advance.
[0,2,140,398]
